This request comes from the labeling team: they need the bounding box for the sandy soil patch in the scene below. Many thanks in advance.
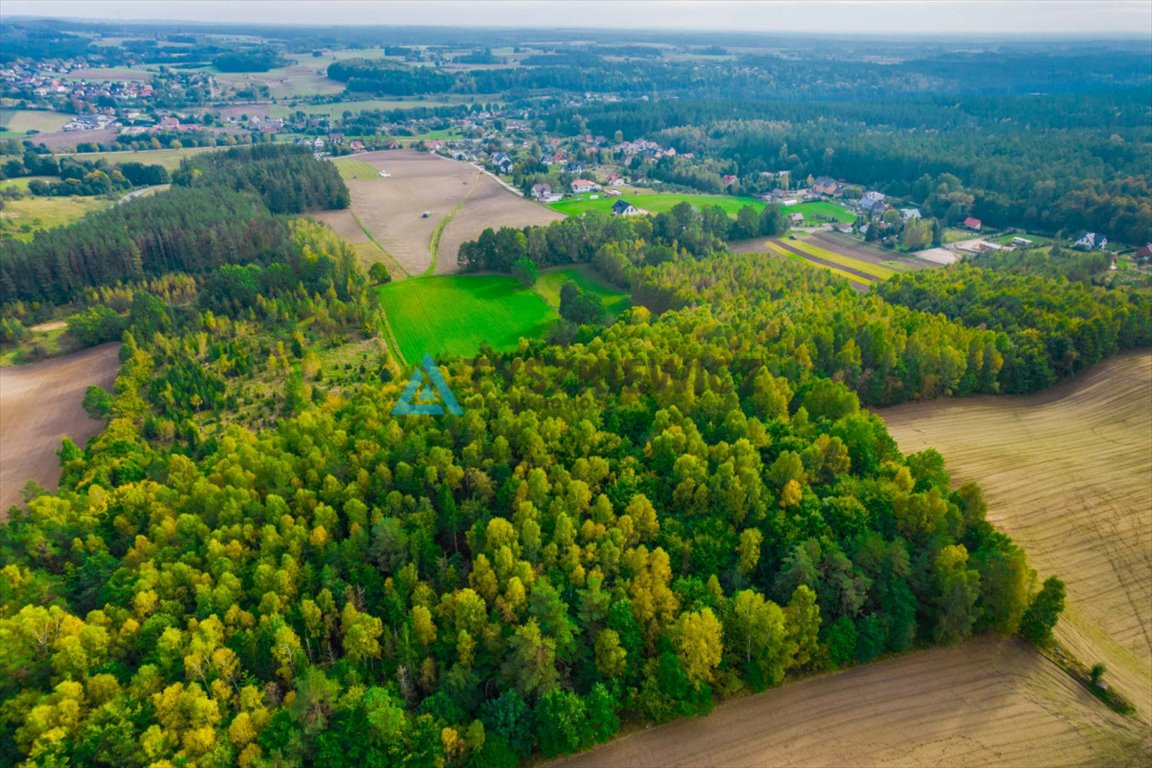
[558,639,1149,768]
[880,352,1152,722]
[0,343,120,515]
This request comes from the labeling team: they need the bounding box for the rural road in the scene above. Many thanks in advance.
[0,343,120,515]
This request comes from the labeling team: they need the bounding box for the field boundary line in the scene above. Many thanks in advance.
[350,210,409,279]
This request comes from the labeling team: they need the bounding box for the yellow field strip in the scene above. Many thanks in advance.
[788,239,897,279]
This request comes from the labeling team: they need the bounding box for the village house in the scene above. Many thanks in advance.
[812,176,842,196]
[722,174,738,187]
[1074,232,1108,250]
[788,213,805,225]
[611,199,640,216]
[900,208,922,223]
[530,182,552,200]
[962,216,983,231]
[1133,243,1152,262]
[571,179,602,194]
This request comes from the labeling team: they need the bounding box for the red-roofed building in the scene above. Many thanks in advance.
[963,216,983,231]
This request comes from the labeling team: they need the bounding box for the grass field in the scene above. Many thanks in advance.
[378,275,558,363]
[549,192,765,217]
[535,265,630,317]
[0,196,112,241]
[378,266,629,364]
[59,146,221,170]
[786,200,856,223]
[0,176,57,191]
[881,352,1152,723]
[0,109,72,134]
[331,157,383,180]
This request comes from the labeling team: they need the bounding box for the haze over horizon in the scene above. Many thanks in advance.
[2,0,1150,37]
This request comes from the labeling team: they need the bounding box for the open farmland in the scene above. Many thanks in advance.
[557,638,1150,768]
[378,275,558,364]
[880,352,1152,723]
[268,98,461,119]
[0,109,73,134]
[0,343,120,515]
[326,150,561,276]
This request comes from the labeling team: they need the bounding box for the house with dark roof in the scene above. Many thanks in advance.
[611,199,640,216]
[1074,232,1108,250]
[1133,243,1152,262]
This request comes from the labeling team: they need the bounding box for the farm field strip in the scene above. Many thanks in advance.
[556,638,1150,768]
[880,352,1152,722]
[768,239,882,283]
[784,237,898,279]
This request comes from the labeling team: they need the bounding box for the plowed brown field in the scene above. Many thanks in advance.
[881,352,1152,723]
[0,343,120,514]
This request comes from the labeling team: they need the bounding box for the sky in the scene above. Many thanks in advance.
[1,0,1149,36]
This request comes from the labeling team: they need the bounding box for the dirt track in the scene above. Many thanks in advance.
[881,352,1152,722]
[0,344,120,514]
[558,639,1149,768]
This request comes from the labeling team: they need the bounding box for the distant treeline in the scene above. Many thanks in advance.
[212,48,288,72]
[0,146,348,305]
[1,152,169,188]
[562,93,1152,243]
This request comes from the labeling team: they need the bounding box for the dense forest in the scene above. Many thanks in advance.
[0,202,1110,766]
[0,146,348,305]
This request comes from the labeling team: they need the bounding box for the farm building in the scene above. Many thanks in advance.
[1133,243,1152,262]
[1074,232,1108,250]
[812,176,842,196]
[611,199,640,216]
[1012,236,1034,246]
[963,216,983,230]
[788,213,805,224]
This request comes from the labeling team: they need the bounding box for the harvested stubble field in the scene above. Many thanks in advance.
[0,343,120,515]
[881,352,1152,723]
[557,638,1150,768]
[325,150,561,276]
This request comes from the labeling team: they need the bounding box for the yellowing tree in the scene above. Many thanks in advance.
[673,608,724,685]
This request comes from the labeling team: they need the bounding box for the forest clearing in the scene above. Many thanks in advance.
[880,352,1152,722]
[376,265,629,364]
[0,342,120,514]
[556,638,1150,768]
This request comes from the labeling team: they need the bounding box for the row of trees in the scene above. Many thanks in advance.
[459,203,785,274]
